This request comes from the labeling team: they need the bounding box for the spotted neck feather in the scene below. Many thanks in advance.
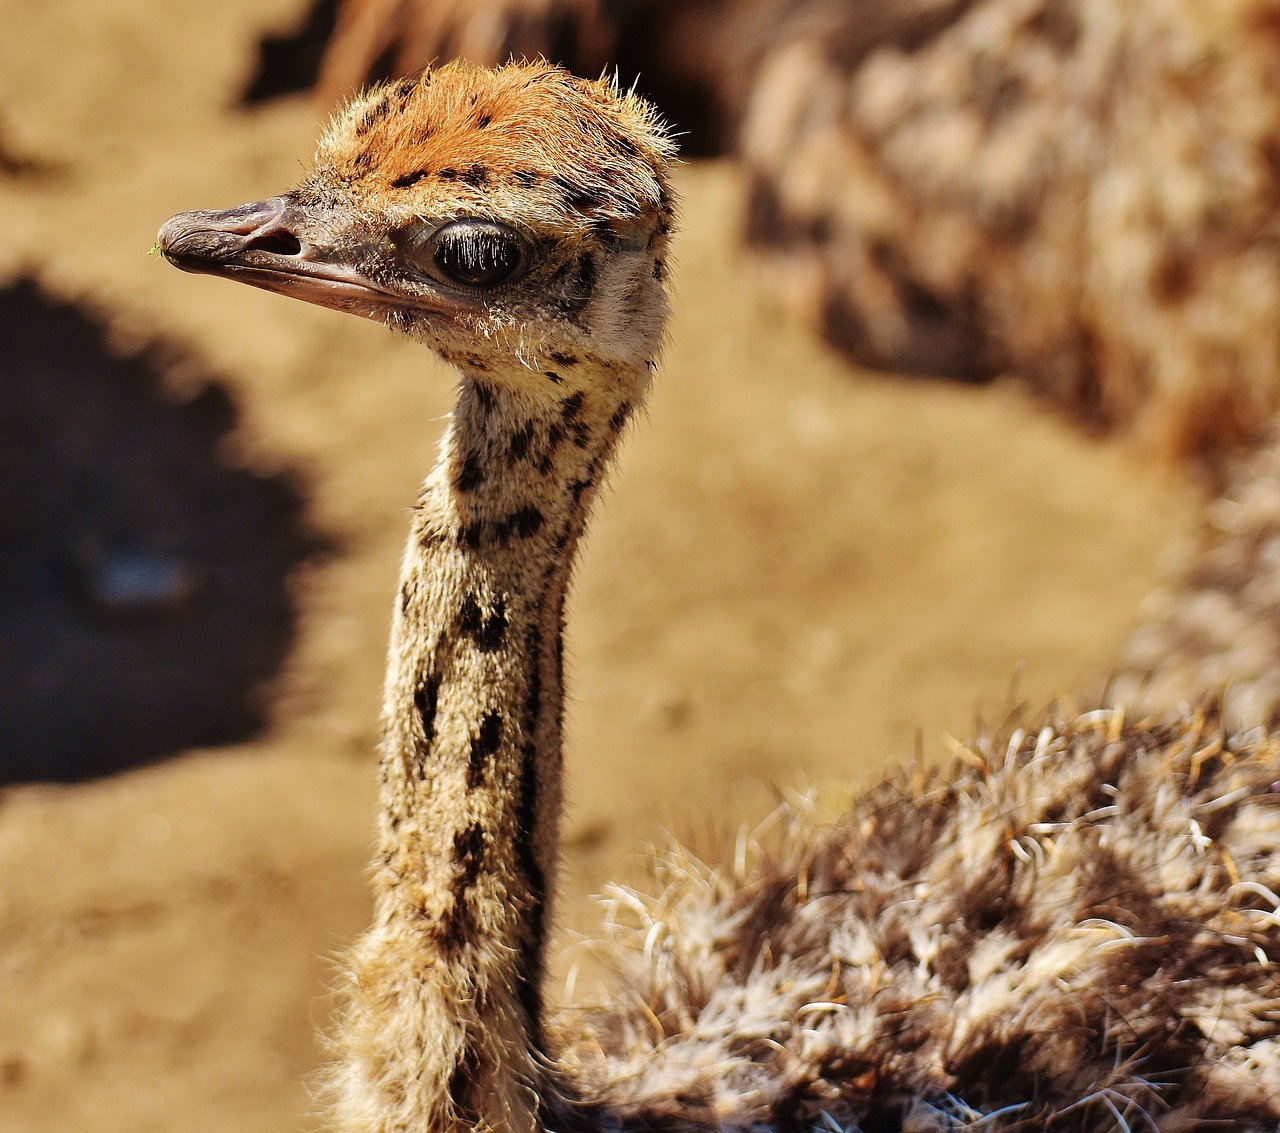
[329,353,648,1133]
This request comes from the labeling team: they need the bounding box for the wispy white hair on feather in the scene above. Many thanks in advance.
[560,705,1280,1130]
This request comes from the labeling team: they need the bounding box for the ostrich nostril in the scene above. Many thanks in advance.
[246,230,302,256]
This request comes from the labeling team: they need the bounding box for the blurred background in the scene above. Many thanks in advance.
[1,0,1255,1128]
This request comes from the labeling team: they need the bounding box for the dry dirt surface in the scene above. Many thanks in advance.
[0,3,1200,1130]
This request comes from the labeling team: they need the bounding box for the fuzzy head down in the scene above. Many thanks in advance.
[160,61,678,390]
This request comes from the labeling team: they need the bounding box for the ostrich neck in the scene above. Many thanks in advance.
[335,360,647,1133]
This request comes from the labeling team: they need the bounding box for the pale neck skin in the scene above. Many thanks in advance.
[330,346,651,1133]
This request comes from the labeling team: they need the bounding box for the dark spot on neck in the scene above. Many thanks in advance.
[607,402,632,434]
[437,824,486,951]
[473,381,496,414]
[559,391,585,422]
[475,113,492,130]
[459,593,507,652]
[509,422,533,461]
[544,370,563,384]
[456,451,485,492]
[528,507,554,542]
[438,167,457,181]
[513,170,540,187]
[454,823,485,885]
[459,520,485,548]
[494,505,545,545]
[414,676,439,743]
[548,351,579,367]
[461,163,490,187]
[468,711,503,788]
[440,896,481,952]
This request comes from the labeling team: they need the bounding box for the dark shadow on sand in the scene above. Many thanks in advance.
[0,279,327,782]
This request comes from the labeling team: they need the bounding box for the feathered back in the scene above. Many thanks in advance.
[559,705,1280,1130]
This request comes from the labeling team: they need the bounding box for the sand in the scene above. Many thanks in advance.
[0,2,1200,1129]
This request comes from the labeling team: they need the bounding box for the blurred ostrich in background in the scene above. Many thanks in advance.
[294,0,1280,459]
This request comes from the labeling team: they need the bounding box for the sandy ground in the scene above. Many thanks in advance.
[0,2,1201,1130]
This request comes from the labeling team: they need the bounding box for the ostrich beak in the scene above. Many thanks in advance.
[157,197,393,321]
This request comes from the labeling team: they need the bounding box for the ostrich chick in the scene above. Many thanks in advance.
[159,62,1280,1133]
[162,60,674,1133]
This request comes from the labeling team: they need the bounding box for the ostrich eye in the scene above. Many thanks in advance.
[420,220,527,289]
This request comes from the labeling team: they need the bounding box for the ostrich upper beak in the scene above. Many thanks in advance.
[157,197,393,321]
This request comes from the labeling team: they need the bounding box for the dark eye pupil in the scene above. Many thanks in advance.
[433,230,521,287]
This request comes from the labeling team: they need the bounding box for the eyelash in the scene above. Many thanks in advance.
[415,220,528,289]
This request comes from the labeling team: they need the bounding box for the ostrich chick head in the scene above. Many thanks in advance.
[159,61,677,393]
